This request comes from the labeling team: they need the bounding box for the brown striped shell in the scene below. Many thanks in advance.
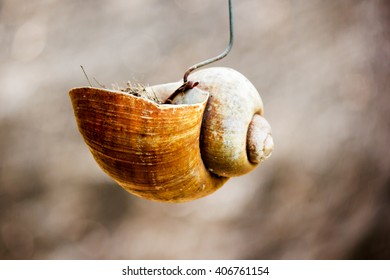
[69,67,273,202]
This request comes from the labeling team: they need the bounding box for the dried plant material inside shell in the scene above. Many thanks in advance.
[119,82,162,104]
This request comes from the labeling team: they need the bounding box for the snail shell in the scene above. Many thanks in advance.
[69,67,273,202]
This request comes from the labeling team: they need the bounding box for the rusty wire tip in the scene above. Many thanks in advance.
[183,0,234,83]
[166,0,233,103]
[163,81,200,104]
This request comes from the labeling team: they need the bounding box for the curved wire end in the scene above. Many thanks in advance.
[164,0,234,104]
[183,0,233,83]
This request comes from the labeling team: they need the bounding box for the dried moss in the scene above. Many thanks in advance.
[118,82,161,104]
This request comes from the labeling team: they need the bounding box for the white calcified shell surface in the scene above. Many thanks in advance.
[188,67,272,177]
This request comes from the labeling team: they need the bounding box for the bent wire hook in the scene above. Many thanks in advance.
[183,0,234,83]
[164,0,234,103]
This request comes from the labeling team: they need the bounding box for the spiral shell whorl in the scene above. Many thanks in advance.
[247,114,274,164]
[188,67,272,177]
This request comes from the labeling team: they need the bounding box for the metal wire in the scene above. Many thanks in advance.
[183,0,234,82]
[163,0,234,104]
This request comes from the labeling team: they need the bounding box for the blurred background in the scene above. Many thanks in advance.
[1,0,389,259]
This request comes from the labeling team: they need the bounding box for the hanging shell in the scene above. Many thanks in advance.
[69,67,273,202]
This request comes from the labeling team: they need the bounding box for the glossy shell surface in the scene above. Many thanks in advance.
[69,87,227,202]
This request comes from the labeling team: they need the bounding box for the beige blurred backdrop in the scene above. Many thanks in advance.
[1,0,389,259]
